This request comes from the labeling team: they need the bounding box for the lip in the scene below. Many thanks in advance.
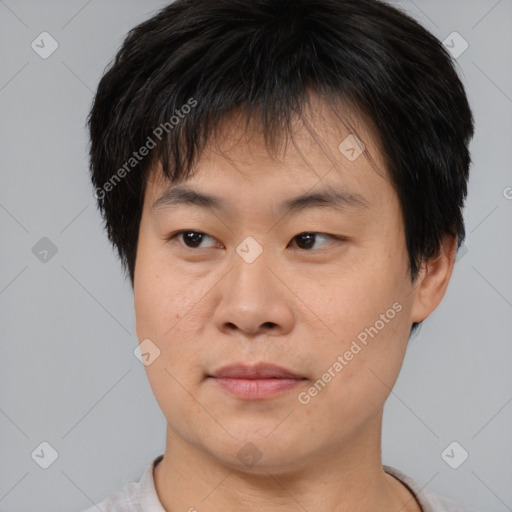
[209,362,304,379]
[208,363,306,400]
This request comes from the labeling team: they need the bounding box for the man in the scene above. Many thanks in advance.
[85,0,476,510]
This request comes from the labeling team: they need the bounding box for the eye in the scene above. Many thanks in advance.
[169,230,218,249]
[289,232,336,251]
[168,230,339,251]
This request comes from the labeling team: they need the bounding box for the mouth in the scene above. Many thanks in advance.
[207,363,307,400]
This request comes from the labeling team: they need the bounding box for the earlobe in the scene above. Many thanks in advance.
[410,234,458,324]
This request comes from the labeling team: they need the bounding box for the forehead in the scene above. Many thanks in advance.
[145,96,390,211]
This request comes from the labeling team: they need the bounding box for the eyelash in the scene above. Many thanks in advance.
[166,230,345,252]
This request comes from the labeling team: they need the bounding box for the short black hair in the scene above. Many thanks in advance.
[87,0,474,336]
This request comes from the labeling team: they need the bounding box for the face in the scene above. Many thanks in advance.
[133,100,428,474]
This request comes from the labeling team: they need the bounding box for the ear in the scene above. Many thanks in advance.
[410,233,459,324]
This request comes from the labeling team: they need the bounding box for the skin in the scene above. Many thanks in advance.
[133,98,458,512]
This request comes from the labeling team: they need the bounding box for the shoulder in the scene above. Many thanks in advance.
[420,487,479,512]
[383,465,478,512]
[80,481,140,512]
[80,455,164,512]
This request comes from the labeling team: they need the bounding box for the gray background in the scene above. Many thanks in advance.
[1,0,511,511]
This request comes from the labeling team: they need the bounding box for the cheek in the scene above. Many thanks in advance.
[134,235,187,335]
[310,264,404,339]
[134,247,209,427]
[133,241,215,367]
[134,253,164,340]
[135,271,199,345]
[306,264,410,391]
[299,299,409,438]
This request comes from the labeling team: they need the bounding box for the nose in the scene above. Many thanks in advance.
[212,248,296,338]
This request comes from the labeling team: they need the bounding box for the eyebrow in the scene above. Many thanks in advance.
[152,184,369,215]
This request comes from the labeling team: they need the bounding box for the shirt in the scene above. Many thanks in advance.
[82,454,478,512]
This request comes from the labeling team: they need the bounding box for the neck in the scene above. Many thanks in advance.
[153,412,421,512]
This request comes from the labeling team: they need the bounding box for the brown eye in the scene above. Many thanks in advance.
[290,232,335,250]
[169,230,217,249]
[167,230,341,252]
